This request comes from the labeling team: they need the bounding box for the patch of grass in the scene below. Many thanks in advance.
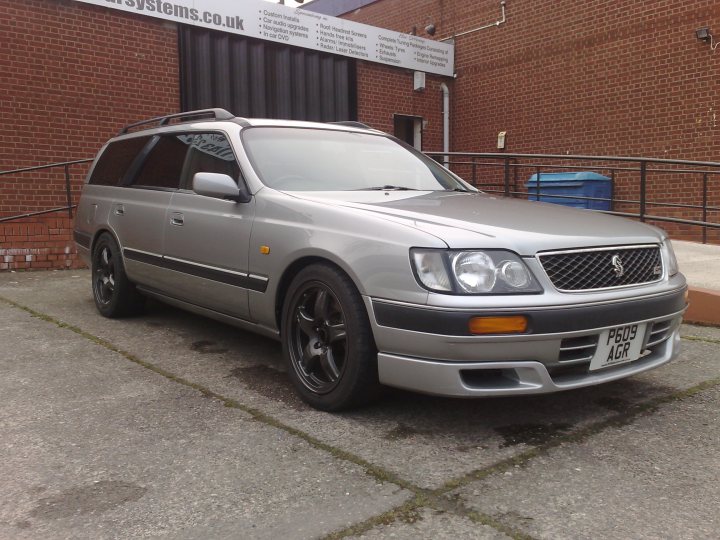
[320,496,425,540]
[494,422,573,448]
[682,334,720,345]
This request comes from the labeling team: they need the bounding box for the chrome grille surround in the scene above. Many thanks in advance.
[538,244,663,292]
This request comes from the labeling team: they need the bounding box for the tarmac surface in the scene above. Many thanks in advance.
[1,268,719,539]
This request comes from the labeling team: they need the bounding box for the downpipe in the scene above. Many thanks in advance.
[440,82,450,168]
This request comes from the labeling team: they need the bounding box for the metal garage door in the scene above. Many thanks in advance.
[179,26,357,122]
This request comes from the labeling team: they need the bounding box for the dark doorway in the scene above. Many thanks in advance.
[179,26,357,122]
[393,114,423,150]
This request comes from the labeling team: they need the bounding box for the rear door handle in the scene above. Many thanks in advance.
[170,212,184,226]
[113,204,125,216]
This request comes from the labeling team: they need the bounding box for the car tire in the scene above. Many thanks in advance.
[281,263,381,411]
[91,232,145,318]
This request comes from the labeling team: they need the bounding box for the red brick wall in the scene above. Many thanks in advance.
[2,0,719,268]
[0,216,81,271]
[344,0,720,243]
[356,62,447,152]
[0,0,179,270]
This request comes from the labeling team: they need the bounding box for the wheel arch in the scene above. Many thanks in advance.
[90,227,122,256]
[274,255,365,332]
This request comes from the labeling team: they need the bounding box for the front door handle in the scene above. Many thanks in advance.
[170,212,184,226]
[114,204,125,216]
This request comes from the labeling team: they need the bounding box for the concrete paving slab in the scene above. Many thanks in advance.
[0,302,410,539]
[348,508,510,539]
[1,271,718,493]
[452,386,720,539]
[674,240,720,291]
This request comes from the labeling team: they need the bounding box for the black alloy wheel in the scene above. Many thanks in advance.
[91,233,145,318]
[93,242,116,306]
[282,264,381,411]
[289,283,348,394]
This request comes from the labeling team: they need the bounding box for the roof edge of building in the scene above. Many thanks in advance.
[300,0,380,17]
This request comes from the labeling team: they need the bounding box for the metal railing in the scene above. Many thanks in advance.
[0,159,93,223]
[2,153,719,244]
[427,152,720,244]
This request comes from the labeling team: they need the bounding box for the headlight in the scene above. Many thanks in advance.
[452,251,496,293]
[411,250,452,292]
[411,249,542,295]
[663,239,679,277]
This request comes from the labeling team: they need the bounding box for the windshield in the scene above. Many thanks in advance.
[242,127,470,192]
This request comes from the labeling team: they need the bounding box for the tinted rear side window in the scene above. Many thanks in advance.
[89,136,150,186]
[132,135,189,189]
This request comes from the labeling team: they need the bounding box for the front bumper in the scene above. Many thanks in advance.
[366,288,686,397]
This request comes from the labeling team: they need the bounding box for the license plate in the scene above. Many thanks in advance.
[589,323,647,371]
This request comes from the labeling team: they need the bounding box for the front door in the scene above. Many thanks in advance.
[161,132,256,320]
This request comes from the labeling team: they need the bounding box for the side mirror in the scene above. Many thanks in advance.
[193,172,251,203]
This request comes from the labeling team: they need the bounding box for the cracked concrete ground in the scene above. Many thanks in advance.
[0,269,718,539]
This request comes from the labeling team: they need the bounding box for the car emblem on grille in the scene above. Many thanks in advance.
[611,254,625,277]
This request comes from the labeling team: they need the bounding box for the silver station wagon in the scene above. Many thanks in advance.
[74,109,688,410]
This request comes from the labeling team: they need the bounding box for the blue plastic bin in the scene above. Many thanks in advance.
[525,172,612,210]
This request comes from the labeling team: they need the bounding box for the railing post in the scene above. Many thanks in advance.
[639,161,646,222]
[610,169,615,211]
[535,167,541,202]
[702,172,708,244]
[64,164,73,218]
[471,156,477,186]
[504,157,510,197]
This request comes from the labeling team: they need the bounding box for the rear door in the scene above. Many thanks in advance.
[161,132,256,320]
[79,135,151,253]
[113,134,188,290]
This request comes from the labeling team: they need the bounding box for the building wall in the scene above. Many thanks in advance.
[344,0,720,242]
[0,0,179,270]
[2,0,719,272]
[356,62,446,152]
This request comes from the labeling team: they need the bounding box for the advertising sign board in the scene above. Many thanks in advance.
[74,0,454,76]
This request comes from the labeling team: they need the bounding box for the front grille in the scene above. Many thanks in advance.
[646,319,673,348]
[539,245,662,291]
[558,335,598,364]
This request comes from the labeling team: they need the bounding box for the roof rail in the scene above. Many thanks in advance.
[329,121,374,130]
[118,108,235,135]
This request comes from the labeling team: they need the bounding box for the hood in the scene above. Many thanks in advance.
[287,190,664,255]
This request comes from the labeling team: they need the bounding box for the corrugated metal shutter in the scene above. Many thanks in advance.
[179,26,357,121]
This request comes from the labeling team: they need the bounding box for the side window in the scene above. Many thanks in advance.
[131,135,189,189]
[89,136,150,186]
[179,133,240,190]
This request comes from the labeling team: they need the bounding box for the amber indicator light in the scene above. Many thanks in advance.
[468,315,528,335]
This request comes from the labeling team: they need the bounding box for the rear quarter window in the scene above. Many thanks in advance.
[131,135,189,190]
[89,136,150,186]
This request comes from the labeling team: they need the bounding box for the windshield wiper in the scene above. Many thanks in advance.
[359,185,418,191]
